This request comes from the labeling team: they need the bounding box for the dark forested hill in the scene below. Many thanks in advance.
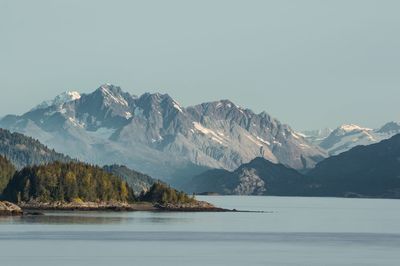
[2,161,135,203]
[0,155,15,193]
[103,165,156,195]
[0,128,72,169]
[308,133,400,198]
[183,157,310,196]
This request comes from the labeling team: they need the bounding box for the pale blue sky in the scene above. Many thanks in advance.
[1,0,399,130]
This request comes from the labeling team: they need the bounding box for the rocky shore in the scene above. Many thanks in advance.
[155,201,231,212]
[18,200,231,212]
[19,201,154,211]
[0,201,23,216]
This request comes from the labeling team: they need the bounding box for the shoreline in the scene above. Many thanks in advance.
[17,200,233,213]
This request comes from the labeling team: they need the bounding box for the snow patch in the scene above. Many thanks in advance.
[245,134,262,146]
[273,140,282,146]
[339,124,372,132]
[151,136,164,143]
[67,117,85,128]
[193,122,226,145]
[124,112,132,119]
[291,132,302,139]
[173,101,183,113]
[100,86,128,106]
[256,136,270,145]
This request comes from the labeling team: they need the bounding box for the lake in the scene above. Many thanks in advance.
[1,196,399,266]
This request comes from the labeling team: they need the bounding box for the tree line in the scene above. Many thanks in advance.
[0,156,195,205]
[2,161,135,203]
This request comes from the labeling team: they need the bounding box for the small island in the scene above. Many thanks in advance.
[0,161,228,214]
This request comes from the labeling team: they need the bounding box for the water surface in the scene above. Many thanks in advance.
[1,196,399,266]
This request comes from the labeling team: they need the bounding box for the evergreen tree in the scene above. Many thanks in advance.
[2,161,135,203]
[139,182,195,204]
[0,155,16,194]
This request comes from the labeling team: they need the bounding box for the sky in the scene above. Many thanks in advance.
[1,0,399,130]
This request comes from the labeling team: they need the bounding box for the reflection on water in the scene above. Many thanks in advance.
[14,215,128,225]
[0,230,399,245]
[0,211,194,225]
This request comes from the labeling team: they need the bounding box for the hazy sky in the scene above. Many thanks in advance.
[1,0,399,130]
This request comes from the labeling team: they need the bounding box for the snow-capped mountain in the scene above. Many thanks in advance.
[300,128,332,145]
[31,91,81,111]
[0,84,327,180]
[305,123,400,156]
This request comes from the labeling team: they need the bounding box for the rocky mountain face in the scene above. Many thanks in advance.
[0,84,326,180]
[182,157,310,196]
[304,123,400,156]
[308,133,400,198]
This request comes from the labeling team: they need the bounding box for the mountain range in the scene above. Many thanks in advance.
[185,133,400,198]
[1,87,400,199]
[0,84,327,181]
[303,122,400,156]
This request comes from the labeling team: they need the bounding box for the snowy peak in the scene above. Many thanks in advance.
[212,99,236,109]
[95,84,131,107]
[377,121,400,134]
[301,128,332,145]
[336,124,372,134]
[193,99,248,114]
[312,122,400,156]
[65,91,81,101]
[187,99,258,126]
[32,91,81,111]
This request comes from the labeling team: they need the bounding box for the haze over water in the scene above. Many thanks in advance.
[1,196,399,266]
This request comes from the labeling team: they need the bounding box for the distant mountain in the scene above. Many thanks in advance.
[185,134,400,198]
[103,165,156,195]
[300,128,332,145]
[308,134,400,198]
[0,128,72,169]
[31,91,81,111]
[0,84,326,180]
[304,122,400,156]
[183,157,310,196]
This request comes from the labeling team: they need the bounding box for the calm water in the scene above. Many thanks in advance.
[1,196,400,266]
